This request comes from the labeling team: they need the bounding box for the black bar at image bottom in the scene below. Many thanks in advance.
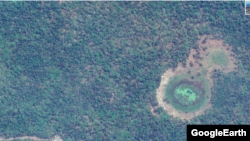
[187,125,249,140]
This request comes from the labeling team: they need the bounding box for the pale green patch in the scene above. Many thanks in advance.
[174,86,198,106]
[207,50,229,67]
[165,73,210,112]
[212,51,229,66]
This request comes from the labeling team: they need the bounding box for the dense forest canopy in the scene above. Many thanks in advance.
[0,1,250,141]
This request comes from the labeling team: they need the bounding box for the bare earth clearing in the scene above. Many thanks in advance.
[154,35,237,121]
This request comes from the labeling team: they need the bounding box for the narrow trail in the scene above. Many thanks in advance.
[0,135,63,141]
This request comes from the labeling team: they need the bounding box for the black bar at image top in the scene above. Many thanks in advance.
[187,125,249,140]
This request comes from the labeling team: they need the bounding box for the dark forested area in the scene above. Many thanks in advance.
[0,1,249,141]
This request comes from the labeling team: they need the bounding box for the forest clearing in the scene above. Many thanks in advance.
[154,35,237,120]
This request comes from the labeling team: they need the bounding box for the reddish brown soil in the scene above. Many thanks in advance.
[186,35,236,86]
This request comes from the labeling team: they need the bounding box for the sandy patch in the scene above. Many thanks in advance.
[52,135,63,141]
[153,35,237,121]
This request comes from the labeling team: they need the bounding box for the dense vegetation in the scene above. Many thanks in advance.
[0,1,250,141]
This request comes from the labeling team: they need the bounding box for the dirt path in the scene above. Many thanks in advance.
[154,35,237,121]
[0,135,63,141]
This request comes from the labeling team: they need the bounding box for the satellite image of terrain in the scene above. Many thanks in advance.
[247,7,250,14]
[0,1,249,141]
[246,1,250,14]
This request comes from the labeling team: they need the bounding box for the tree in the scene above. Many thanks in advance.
[189,62,194,67]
